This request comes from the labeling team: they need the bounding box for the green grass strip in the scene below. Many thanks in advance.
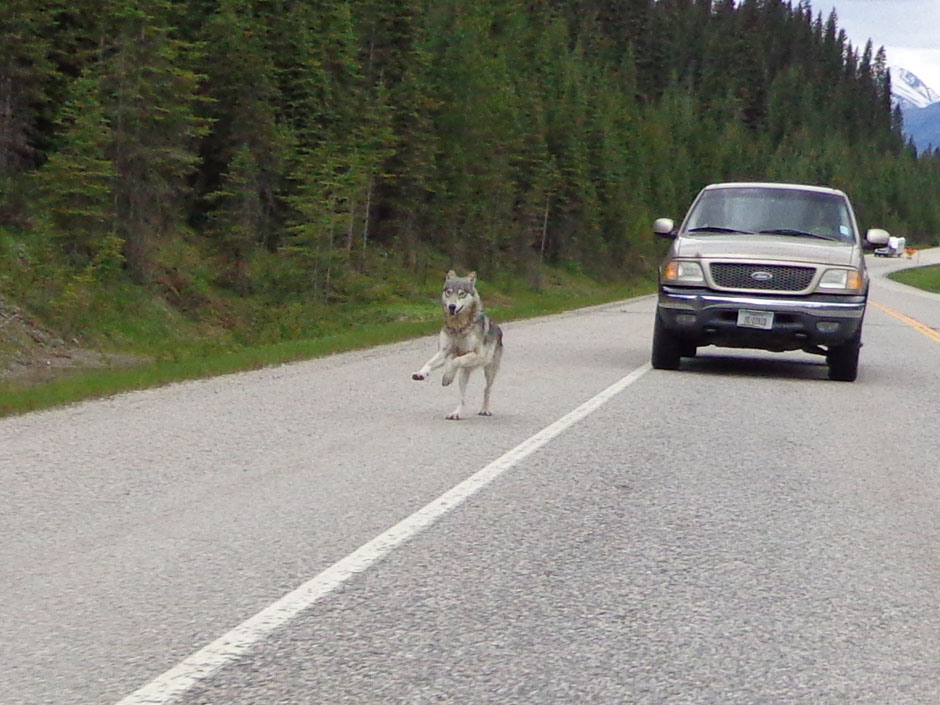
[888,264,940,294]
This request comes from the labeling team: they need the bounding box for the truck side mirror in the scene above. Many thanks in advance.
[865,228,890,247]
[654,218,676,239]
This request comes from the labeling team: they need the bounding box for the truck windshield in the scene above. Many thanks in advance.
[685,187,856,243]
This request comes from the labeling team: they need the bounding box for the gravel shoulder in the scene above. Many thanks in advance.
[0,296,143,385]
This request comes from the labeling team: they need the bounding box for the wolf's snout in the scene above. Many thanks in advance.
[448,304,457,314]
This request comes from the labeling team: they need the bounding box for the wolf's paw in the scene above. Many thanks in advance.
[411,372,426,381]
[441,370,455,386]
[445,412,461,420]
[478,410,492,416]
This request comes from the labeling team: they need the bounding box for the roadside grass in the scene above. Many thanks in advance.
[889,264,940,294]
[0,273,654,418]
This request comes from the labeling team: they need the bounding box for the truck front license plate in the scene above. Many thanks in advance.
[737,309,774,330]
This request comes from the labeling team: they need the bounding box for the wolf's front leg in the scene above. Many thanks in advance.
[442,350,482,386]
[441,359,457,386]
[412,350,448,381]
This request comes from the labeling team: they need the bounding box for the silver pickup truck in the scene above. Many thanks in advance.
[651,182,890,381]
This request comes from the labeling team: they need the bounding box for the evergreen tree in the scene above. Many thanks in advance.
[272,0,374,298]
[0,0,55,223]
[204,143,268,291]
[198,0,288,259]
[96,0,208,282]
[31,74,121,276]
[424,1,528,269]
[356,0,434,271]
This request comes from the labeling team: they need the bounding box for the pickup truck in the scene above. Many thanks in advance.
[651,182,890,381]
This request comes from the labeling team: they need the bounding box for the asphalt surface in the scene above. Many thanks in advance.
[2,249,940,704]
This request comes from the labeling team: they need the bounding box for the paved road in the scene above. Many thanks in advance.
[2,250,940,704]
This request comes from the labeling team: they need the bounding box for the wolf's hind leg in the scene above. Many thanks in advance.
[446,368,471,420]
[479,359,499,416]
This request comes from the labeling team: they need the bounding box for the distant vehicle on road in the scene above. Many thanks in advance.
[651,182,890,381]
[874,234,906,257]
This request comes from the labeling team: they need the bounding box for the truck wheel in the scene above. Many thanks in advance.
[651,313,682,370]
[826,329,861,382]
[680,341,698,358]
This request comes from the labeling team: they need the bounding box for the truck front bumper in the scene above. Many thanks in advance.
[657,287,868,351]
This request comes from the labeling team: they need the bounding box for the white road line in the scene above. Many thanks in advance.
[115,362,652,705]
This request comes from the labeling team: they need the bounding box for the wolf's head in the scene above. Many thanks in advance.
[441,270,481,319]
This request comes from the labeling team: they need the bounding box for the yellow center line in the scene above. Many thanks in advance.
[870,301,940,345]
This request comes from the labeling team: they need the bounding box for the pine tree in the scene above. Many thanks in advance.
[423,1,529,269]
[271,0,375,298]
[204,143,267,291]
[198,0,289,260]
[0,0,55,223]
[31,73,121,276]
[97,0,208,282]
[357,0,436,272]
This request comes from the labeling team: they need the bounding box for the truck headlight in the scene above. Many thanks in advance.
[818,269,863,292]
[663,260,705,284]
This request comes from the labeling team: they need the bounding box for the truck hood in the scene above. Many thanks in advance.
[673,234,860,266]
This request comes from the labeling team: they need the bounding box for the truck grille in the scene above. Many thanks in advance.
[709,263,815,291]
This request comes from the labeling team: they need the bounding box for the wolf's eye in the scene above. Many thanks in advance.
[457,290,467,298]
[443,288,453,295]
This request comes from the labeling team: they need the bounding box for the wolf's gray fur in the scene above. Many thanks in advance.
[412,270,503,420]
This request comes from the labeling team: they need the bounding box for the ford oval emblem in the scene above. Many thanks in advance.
[751,271,773,281]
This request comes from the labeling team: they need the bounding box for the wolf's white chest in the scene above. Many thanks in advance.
[450,332,477,355]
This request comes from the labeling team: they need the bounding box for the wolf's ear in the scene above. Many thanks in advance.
[468,271,477,284]
[446,269,457,280]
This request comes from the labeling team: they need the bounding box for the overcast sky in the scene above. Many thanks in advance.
[822,0,940,93]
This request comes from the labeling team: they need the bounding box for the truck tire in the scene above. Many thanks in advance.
[827,328,861,382]
[651,313,682,370]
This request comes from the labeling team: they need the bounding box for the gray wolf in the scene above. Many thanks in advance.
[412,270,503,420]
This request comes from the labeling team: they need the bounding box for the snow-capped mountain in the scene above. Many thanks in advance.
[890,65,940,110]
[891,66,940,152]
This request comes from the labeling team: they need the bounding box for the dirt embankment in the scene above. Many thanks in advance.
[0,297,141,386]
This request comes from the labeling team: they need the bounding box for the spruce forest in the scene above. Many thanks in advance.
[2,0,940,351]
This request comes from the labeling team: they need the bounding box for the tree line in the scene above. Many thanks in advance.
[2,0,939,311]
